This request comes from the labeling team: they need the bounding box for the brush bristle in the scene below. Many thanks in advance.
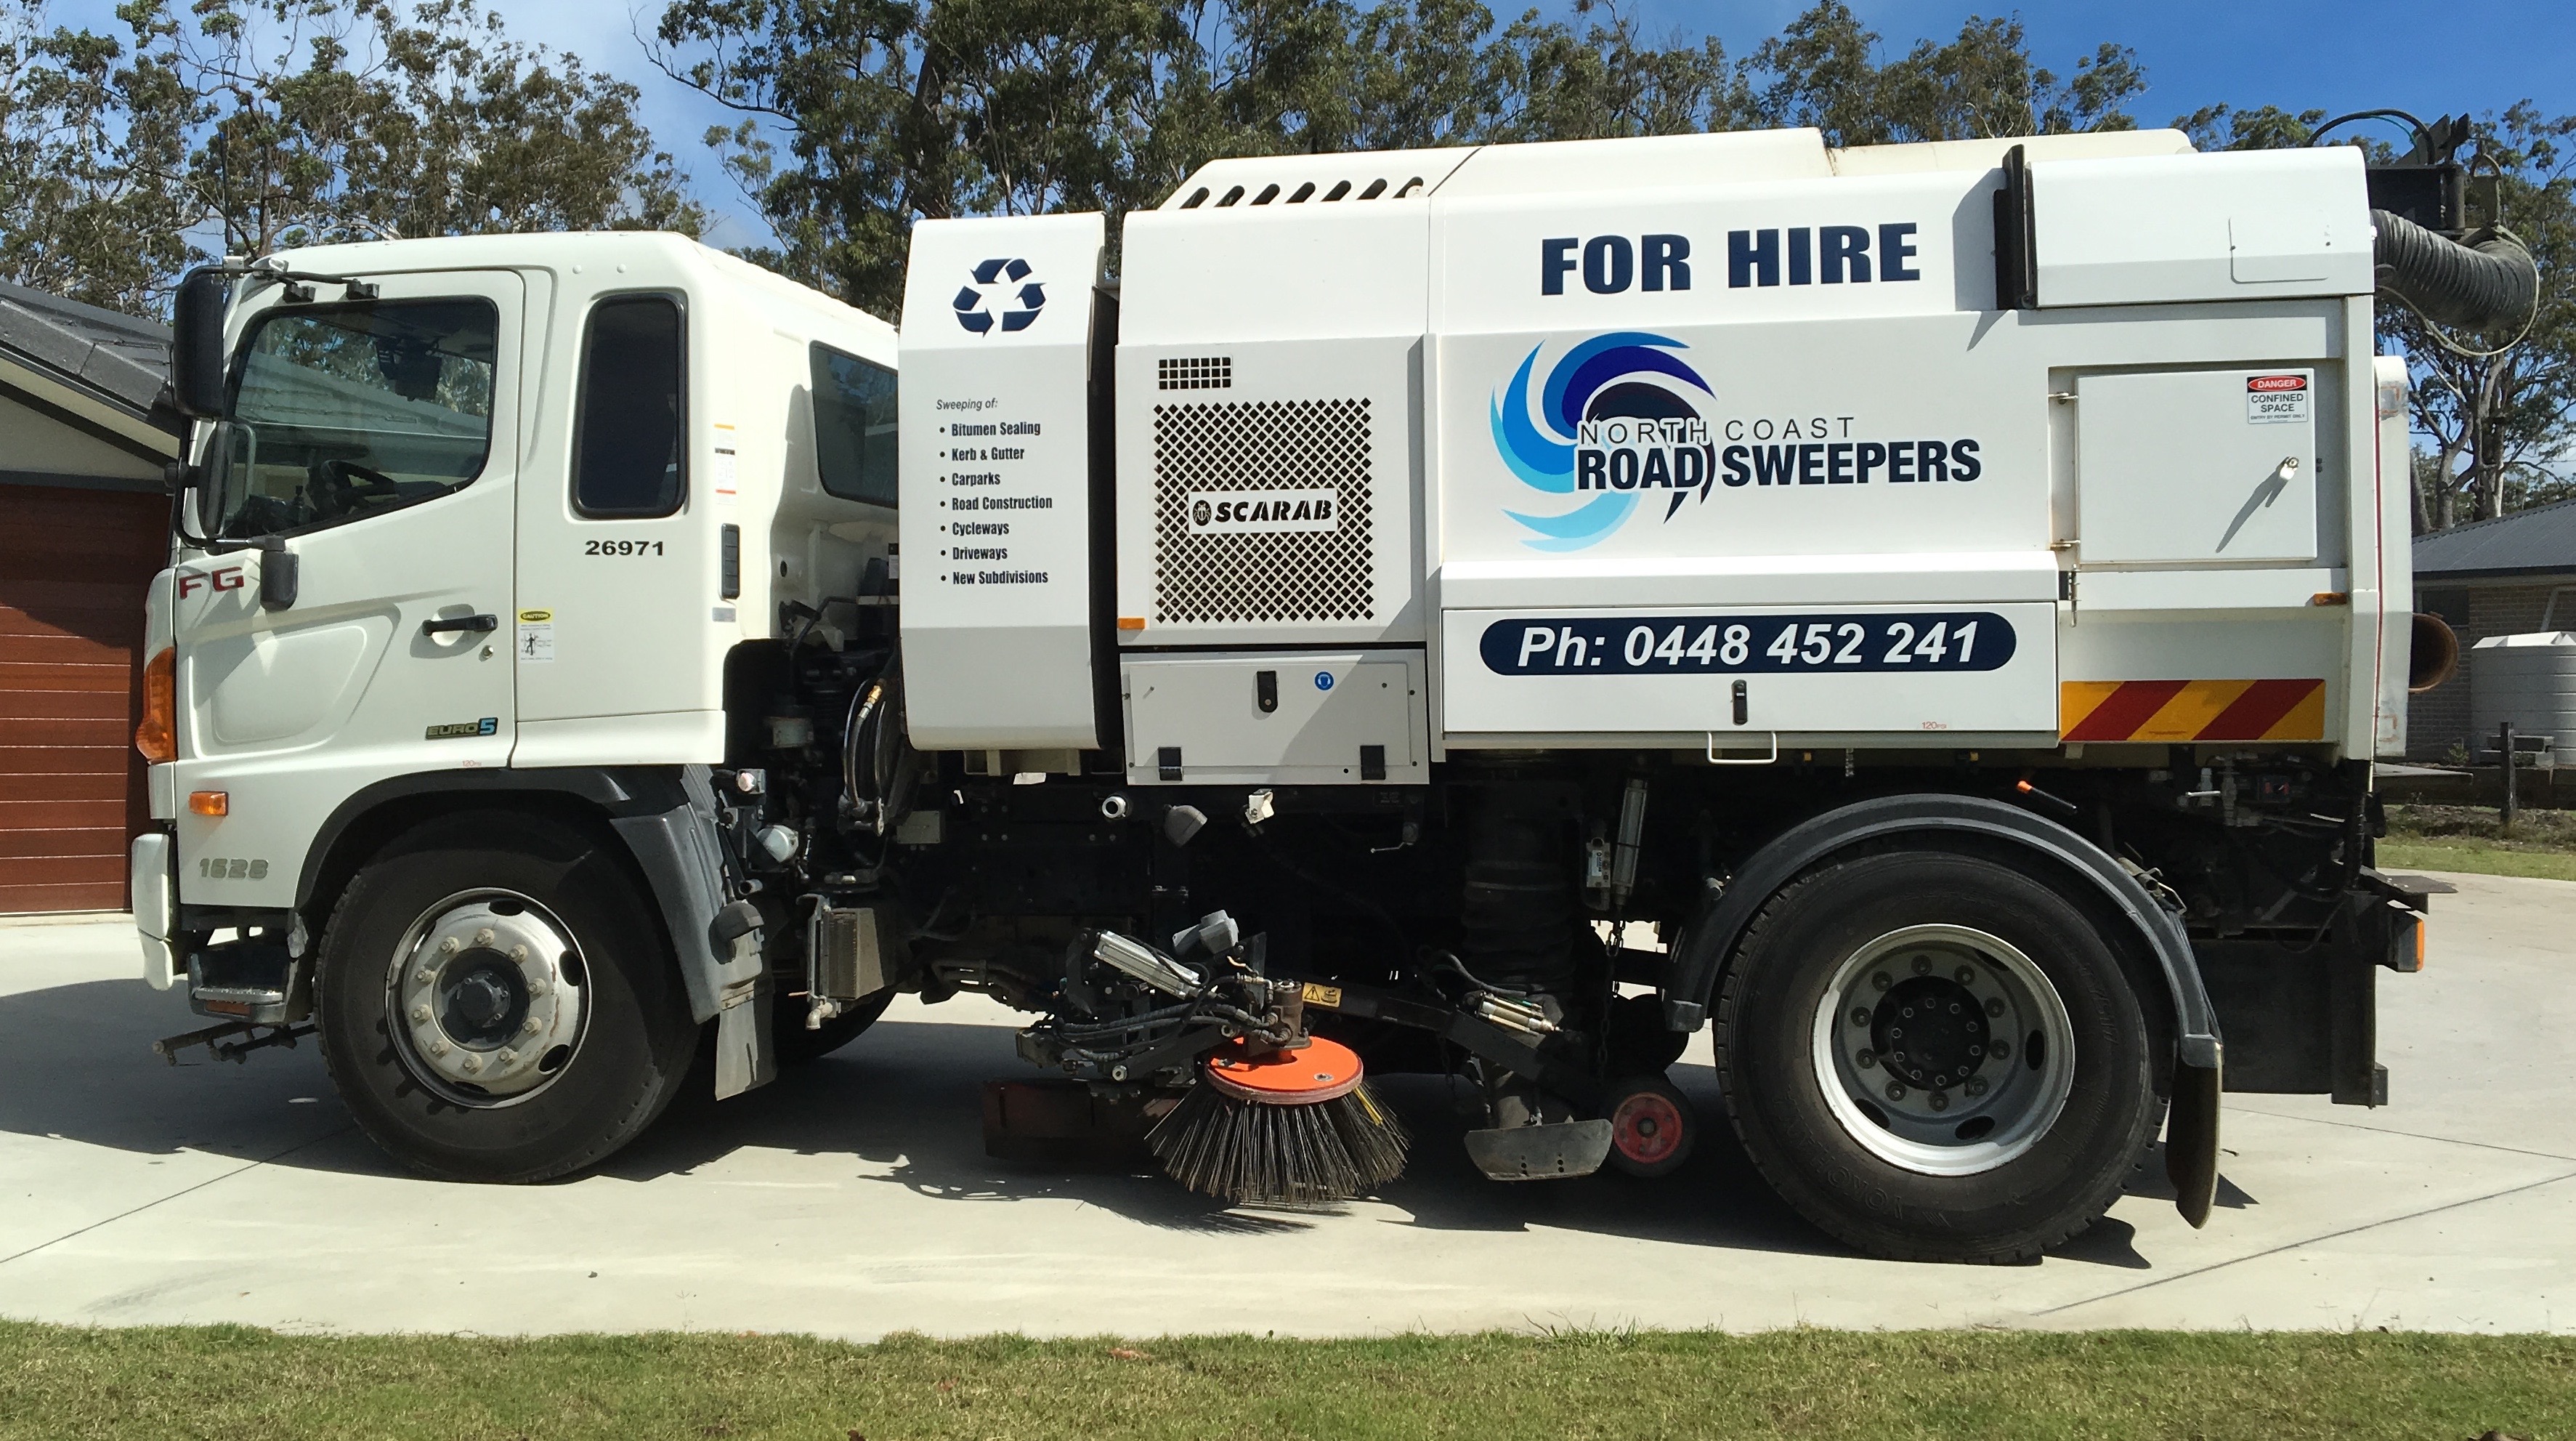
[1149,1082,1410,1206]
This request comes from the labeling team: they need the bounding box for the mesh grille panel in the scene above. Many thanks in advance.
[1153,399,1373,624]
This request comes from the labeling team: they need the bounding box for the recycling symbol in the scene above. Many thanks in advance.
[953,258,1044,334]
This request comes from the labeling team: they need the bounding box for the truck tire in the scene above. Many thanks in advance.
[1712,847,2155,1263]
[315,812,698,1182]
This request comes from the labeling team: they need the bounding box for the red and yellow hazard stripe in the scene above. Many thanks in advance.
[2059,679,2325,743]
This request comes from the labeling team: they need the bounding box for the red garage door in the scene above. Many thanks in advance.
[0,485,165,913]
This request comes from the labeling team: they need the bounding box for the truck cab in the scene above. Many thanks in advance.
[134,233,896,1163]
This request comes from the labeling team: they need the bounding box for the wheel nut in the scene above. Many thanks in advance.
[1912,956,1932,975]
[1884,1082,1908,1101]
[1871,972,1891,991]
[1856,1051,1876,1068]
[426,1038,449,1057]
[1989,1039,2010,1059]
[521,1017,541,1035]
[527,979,548,998]
[510,944,528,963]
[410,1004,431,1024]
[1986,998,2006,1017]
[413,967,436,986]
[1965,1076,1989,1097]
[1954,965,1974,984]
[460,1055,480,1073]
[473,928,495,948]
[1850,1007,1871,1027]
[1929,1090,1950,1111]
[438,937,460,955]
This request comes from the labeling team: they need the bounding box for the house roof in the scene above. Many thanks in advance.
[2414,497,2576,581]
[0,279,179,430]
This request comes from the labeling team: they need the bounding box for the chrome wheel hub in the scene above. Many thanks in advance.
[386,890,588,1107]
[1809,924,2076,1176]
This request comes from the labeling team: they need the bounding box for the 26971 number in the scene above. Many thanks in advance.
[1480,612,2017,676]
[583,540,664,557]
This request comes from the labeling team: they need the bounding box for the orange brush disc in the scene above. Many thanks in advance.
[1202,1035,1364,1105]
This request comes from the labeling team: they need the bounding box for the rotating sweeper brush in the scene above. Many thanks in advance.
[1005,913,1410,1206]
[1150,1035,1409,1206]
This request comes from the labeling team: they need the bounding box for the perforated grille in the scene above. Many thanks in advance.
[1157,356,1232,390]
[1154,399,1373,624]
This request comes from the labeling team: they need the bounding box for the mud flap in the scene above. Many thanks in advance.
[2164,1055,2223,1228]
[611,767,774,1100]
[708,899,773,1101]
[1465,1119,1613,1181]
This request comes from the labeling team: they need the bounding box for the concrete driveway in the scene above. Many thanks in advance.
[2,871,2571,1339]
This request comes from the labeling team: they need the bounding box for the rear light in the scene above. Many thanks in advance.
[135,647,177,763]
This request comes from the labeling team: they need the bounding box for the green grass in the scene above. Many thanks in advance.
[3,1323,2573,1440]
[2381,803,2576,881]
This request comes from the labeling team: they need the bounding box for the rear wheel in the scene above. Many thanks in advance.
[315,812,697,1182]
[1713,847,2155,1262]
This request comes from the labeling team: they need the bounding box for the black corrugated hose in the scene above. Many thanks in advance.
[2372,208,2540,334]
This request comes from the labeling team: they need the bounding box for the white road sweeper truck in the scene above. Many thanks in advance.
[129,121,2514,1262]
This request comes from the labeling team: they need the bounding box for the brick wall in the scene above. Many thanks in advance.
[2407,578,2576,760]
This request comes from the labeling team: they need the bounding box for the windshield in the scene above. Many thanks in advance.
[208,298,498,540]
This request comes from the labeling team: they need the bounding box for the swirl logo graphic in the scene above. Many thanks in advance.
[954,258,1045,334]
[1489,331,1717,551]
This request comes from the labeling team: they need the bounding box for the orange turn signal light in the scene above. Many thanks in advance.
[1116,615,1146,632]
[134,647,177,764]
[188,791,228,818]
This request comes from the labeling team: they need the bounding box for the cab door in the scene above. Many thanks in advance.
[171,270,523,910]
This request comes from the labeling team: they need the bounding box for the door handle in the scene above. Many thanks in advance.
[422,613,499,637]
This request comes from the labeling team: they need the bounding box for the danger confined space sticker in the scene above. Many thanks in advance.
[2246,373,2311,425]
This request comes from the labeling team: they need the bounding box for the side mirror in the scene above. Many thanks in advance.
[181,419,237,544]
[170,267,230,419]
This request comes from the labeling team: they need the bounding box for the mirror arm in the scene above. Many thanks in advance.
[163,459,215,553]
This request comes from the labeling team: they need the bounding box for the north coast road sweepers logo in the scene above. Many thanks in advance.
[1490,331,1716,551]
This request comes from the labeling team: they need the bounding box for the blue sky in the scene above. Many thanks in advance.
[501,0,2576,248]
[44,1,2576,249]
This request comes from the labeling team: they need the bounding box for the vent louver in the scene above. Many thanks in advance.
[1157,356,1233,390]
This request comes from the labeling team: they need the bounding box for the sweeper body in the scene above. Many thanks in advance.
[134,122,2493,1262]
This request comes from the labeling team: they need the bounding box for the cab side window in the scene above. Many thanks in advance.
[212,298,498,540]
[572,296,686,517]
[810,342,897,507]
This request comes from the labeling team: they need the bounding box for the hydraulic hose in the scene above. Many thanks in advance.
[2372,208,2539,334]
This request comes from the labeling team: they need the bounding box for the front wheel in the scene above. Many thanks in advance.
[1713,847,2156,1262]
[315,812,698,1182]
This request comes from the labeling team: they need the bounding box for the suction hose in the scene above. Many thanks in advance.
[2372,209,2539,334]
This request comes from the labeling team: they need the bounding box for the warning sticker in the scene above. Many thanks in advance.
[516,608,555,663]
[712,422,740,506]
[2247,373,2311,425]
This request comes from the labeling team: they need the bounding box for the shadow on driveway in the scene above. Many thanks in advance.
[4,974,2194,1267]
